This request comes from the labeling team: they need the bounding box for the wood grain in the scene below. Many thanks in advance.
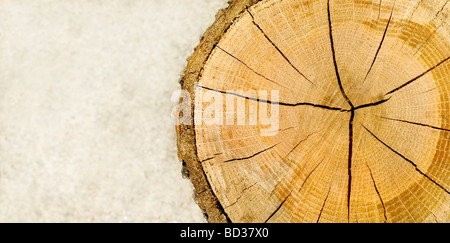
[178,0,450,223]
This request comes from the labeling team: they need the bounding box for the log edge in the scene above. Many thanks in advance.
[177,0,261,223]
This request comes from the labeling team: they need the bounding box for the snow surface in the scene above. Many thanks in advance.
[0,0,228,223]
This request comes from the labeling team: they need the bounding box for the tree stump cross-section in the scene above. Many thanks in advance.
[177,0,450,223]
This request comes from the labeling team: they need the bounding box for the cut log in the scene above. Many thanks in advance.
[177,0,450,223]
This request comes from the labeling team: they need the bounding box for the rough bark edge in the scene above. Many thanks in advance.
[177,0,261,223]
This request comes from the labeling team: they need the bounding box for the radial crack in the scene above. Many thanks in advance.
[328,0,354,109]
[379,117,450,132]
[284,131,321,164]
[216,46,285,87]
[201,157,215,163]
[363,0,396,83]
[347,110,355,222]
[328,0,357,222]
[317,183,333,223]
[225,183,257,209]
[296,159,326,196]
[224,142,281,163]
[386,56,450,95]
[367,164,388,223]
[354,97,391,111]
[196,84,350,111]
[247,10,317,87]
[435,1,448,18]
[362,125,450,194]
[265,191,292,223]
[268,158,326,222]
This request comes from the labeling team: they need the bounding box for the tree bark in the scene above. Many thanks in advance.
[177,0,450,223]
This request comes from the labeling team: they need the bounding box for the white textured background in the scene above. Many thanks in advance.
[0,0,228,223]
